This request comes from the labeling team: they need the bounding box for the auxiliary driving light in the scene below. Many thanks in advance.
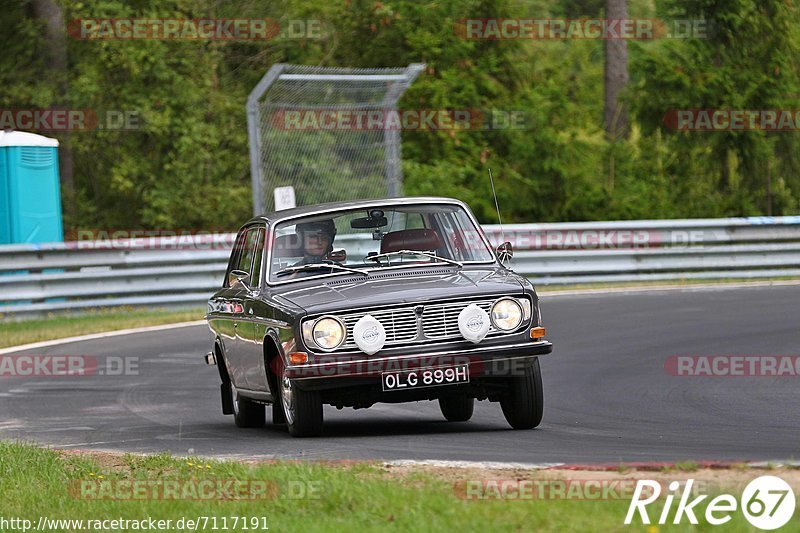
[458,303,491,343]
[353,314,386,355]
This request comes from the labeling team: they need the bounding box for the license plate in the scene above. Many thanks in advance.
[382,365,469,392]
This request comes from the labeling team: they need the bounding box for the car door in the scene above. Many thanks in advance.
[220,225,261,390]
[209,228,246,387]
[239,225,270,392]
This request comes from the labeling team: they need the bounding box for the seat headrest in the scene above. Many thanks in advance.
[380,229,444,254]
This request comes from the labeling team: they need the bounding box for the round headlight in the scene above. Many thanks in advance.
[312,317,345,350]
[490,298,523,331]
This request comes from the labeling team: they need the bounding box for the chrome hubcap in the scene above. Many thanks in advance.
[231,383,240,416]
[280,370,295,425]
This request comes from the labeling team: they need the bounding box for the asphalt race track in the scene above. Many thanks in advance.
[2,285,798,464]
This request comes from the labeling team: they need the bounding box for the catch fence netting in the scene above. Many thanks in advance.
[247,63,424,214]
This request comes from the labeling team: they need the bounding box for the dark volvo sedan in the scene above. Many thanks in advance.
[205,197,552,437]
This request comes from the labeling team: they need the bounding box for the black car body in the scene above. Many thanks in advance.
[205,197,552,436]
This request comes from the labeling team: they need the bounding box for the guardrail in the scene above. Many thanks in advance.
[1,216,799,317]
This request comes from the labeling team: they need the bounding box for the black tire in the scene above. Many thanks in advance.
[277,360,323,437]
[500,358,543,430]
[439,395,474,422]
[231,383,265,428]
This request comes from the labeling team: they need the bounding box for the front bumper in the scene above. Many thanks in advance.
[285,338,553,390]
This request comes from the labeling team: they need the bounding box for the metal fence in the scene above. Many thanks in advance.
[247,64,425,214]
[2,216,800,317]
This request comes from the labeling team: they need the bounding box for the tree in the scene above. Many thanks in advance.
[604,0,629,141]
[31,0,74,211]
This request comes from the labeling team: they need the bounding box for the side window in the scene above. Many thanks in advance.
[236,228,259,274]
[431,212,459,260]
[250,227,266,288]
[404,212,425,230]
[225,229,249,287]
[225,226,263,287]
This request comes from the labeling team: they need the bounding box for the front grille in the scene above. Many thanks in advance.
[330,297,510,351]
[421,300,496,339]
[341,307,419,346]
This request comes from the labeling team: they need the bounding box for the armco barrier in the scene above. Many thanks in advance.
[1,216,799,317]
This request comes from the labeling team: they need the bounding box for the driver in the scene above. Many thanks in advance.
[293,219,336,266]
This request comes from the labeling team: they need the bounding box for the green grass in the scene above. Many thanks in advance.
[0,307,205,349]
[662,461,699,473]
[0,442,796,532]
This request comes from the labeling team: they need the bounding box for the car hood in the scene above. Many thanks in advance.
[275,267,526,314]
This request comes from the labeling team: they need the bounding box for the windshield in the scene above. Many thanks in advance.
[268,204,494,282]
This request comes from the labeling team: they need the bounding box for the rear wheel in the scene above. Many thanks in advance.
[277,360,323,437]
[439,395,474,422]
[231,383,265,428]
[500,358,543,430]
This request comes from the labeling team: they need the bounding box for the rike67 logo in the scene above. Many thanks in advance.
[625,476,796,530]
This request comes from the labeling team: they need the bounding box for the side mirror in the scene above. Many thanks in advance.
[228,269,251,289]
[496,242,513,266]
[327,249,347,262]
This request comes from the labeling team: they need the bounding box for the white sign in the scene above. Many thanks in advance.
[274,186,296,211]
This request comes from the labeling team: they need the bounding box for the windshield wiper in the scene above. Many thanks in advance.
[275,262,369,278]
[366,249,463,268]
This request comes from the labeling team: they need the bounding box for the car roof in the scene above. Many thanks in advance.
[244,197,469,226]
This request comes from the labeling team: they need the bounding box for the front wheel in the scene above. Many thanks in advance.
[439,395,474,422]
[231,383,265,428]
[278,360,323,437]
[500,358,543,430]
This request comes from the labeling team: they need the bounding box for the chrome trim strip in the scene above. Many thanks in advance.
[206,313,290,328]
[291,340,552,375]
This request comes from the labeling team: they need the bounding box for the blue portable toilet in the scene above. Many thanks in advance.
[0,131,63,244]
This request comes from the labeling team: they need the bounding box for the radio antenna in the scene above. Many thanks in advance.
[488,168,505,244]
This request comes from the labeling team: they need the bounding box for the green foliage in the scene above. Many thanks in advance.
[632,0,800,215]
[1,0,798,230]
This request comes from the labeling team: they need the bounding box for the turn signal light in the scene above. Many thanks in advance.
[530,327,546,340]
[289,352,309,365]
